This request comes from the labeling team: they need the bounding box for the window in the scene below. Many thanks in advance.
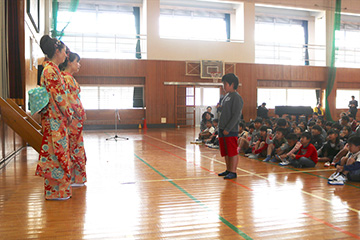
[81,86,143,109]
[160,9,228,41]
[255,17,306,65]
[195,87,220,106]
[336,90,360,108]
[56,3,140,59]
[336,22,360,68]
[257,88,317,108]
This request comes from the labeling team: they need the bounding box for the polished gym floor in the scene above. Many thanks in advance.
[1,128,360,239]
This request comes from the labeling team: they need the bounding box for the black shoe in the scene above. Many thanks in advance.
[224,172,237,179]
[218,170,230,176]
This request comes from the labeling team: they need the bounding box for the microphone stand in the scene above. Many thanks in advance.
[106,109,129,141]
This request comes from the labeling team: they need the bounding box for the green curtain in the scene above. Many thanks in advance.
[225,14,230,42]
[134,7,141,59]
[325,0,342,122]
[51,0,79,39]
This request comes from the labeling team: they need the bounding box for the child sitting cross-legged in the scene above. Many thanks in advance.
[288,132,318,168]
[247,126,268,159]
[328,135,360,185]
[278,133,302,166]
[198,119,215,141]
[205,119,219,148]
[263,128,288,162]
[317,129,344,167]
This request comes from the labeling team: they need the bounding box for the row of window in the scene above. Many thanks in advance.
[56,2,360,67]
[80,86,359,110]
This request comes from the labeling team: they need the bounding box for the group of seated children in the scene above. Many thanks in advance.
[192,109,219,148]
[237,113,360,185]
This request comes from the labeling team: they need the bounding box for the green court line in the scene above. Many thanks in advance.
[134,153,253,240]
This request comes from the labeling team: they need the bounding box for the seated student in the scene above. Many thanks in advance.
[242,118,262,154]
[328,136,360,185]
[238,123,254,153]
[263,128,288,162]
[317,129,344,167]
[205,119,219,145]
[248,126,268,159]
[202,106,214,120]
[290,121,298,132]
[340,125,353,144]
[198,120,215,141]
[274,118,290,137]
[325,121,333,133]
[308,112,319,124]
[288,132,318,168]
[278,133,302,166]
[264,119,273,129]
[332,122,343,132]
[298,121,307,132]
[340,115,350,127]
[238,122,248,138]
[307,121,316,132]
[311,125,325,150]
[293,126,304,139]
[348,114,358,132]
[316,118,327,139]
[332,143,349,166]
[339,112,347,124]
[200,112,212,132]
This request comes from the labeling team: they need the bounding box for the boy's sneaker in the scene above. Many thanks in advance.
[205,143,213,147]
[244,153,252,157]
[279,160,290,166]
[328,172,340,181]
[190,139,202,144]
[211,145,219,149]
[248,154,259,159]
[270,157,278,162]
[263,156,271,162]
[218,170,230,176]
[324,161,331,167]
[328,173,347,185]
[224,172,237,179]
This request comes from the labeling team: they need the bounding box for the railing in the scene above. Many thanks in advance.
[255,42,326,66]
[60,33,147,59]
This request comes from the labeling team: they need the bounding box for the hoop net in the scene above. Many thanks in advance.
[210,72,222,83]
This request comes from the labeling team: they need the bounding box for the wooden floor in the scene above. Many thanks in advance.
[1,128,360,239]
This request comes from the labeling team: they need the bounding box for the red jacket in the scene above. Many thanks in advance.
[295,143,318,164]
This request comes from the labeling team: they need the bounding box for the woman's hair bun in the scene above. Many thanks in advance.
[40,35,56,58]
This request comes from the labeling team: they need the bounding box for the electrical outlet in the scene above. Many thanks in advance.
[161,117,166,123]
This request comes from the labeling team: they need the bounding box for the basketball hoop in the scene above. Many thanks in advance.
[210,72,222,83]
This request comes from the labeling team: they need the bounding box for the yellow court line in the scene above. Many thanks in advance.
[144,134,360,214]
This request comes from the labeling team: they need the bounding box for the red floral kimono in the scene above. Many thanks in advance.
[61,71,87,184]
[35,61,74,200]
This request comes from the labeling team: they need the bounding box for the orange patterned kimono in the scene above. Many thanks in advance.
[61,71,87,184]
[35,61,74,199]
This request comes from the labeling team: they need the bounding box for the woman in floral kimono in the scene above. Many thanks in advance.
[36,35,74,200]
[59,52,87,187]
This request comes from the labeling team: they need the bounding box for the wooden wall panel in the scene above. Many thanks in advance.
[71,58,360,125]
[76,76,145,85]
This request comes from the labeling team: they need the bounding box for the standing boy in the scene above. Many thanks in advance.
[217,73,243,179]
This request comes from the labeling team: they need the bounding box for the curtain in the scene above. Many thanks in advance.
[302,20,309,66]
[225,13,230,42]
[134,7,141,59]
[0,0,8,98]
[52,0,79,39]
[7,0,23,101]
[325,0,342,122]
